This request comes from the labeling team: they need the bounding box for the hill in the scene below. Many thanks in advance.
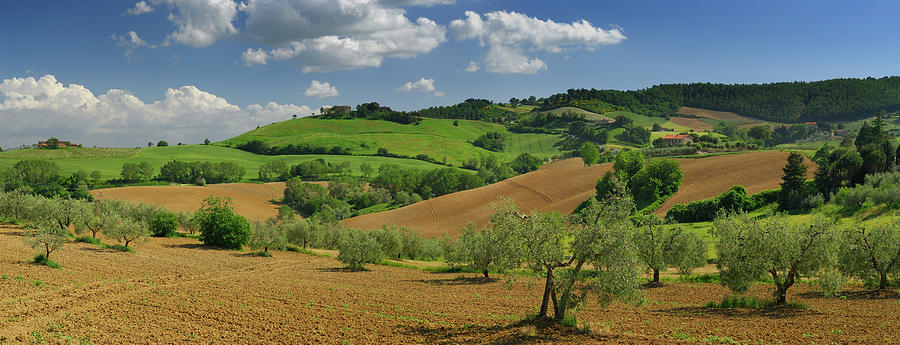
[0,145,454,181]
[217,117,565,166]
[343,151,812,237]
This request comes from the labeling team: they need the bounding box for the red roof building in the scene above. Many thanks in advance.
[660,134,694,146]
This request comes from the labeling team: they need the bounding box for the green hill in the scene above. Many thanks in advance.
[0,145,455,182]
[218,117,565,165]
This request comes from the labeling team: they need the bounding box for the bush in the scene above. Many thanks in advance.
[195,197,251,250]
[337,229,384,269]
[473,132,505,152]
[150,211,178,237]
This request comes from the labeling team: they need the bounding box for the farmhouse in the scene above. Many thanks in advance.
[660,134,694,146]
[37,140,77,148]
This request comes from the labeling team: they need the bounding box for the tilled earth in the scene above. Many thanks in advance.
[1,224,897,344]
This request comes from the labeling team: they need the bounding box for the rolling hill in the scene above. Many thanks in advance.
[217,117,565,165]
[343,151,814,238]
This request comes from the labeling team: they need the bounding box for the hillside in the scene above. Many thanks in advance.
[217,117,565,165]
[0,145,454,181]
[343,151,810,237]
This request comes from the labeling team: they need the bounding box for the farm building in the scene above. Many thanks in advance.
[660,134,694,146]
[323,105,352,115]
[37,140,77,148]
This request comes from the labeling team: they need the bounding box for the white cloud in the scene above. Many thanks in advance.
[111,31,155,56]
[126,1,154,15]
[238,0,447,72]
[484,46,546,75]
[465,60,480,72]
[378,0,454,7]
[434,91,445,97]
[397,77,436,92]
[241,48,269,65]
[159,0,239,47]
[0,74,311,148]
[450,10,625,74]
[304,80,339,99]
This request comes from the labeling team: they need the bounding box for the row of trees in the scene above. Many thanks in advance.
[1,160,98,199]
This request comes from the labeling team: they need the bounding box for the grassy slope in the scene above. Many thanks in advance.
[0,145,455,181]
[217,117,565,165]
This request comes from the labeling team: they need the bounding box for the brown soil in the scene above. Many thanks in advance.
[677,106,762,124]
[668,117,713,131]
[654,151,816,217]
[1,224,897,344]
[90,182,294,222]
[344,159,614,238]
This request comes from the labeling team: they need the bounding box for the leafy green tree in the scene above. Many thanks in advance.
[195,196,251,250]
[712,213,841,304]
[337,229,383,269]
[258,160,290,181]
[76,201,112,239]
[249,220,288,254]
[613,150,645,182]
[150,211,178,237]
[204,138,211,145]
[633,218,707,283]
[579,142,600,166]
[839,221,900,290]
[370,226,403,259]
[360,163,374,179]
[284,217,321,249]
[157,140,169,147]
[399,226,424,259]
[628,158,683,208]
[446,205,522,278]
[815,147,863,199]
[49,198,89,235]
[509,153,543,174]
[748,125,772,143]
[778,152,809,210]
[46,137,60,149]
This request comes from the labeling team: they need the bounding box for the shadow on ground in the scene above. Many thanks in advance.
[394,318,624,345]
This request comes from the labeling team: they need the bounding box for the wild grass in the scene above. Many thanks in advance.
[32,253,60,269]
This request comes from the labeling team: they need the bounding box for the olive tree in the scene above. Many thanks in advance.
[176,210,199,235]
[712,212,841,304]
[370,226,403,259]
[249,220,288,254]
[25,221,68,262]
[633,217,707,284]
[103,213,149,249]
[337,229,383,269]
[49,198,89,234]
[75,201,113,239]
[839,221,900,290]
[445,219,521,278]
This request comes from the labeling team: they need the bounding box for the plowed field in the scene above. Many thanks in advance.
[90,182,294,222]
[667,117,714,131]
[346,152,814,237]
[1,224,897,344]
[676,106,762,124]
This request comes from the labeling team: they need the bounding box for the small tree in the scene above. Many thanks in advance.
[633,218,707,284]
[49,198,88,235]
[195,196,251,250]
[839,221,900,290]
[76,201,112,239]
[249,220,288,255]
[446,221,520,278]
[103,213,149,249]
[360,163,374,179]
[580,142,600,166]
[713,212,840,304]
[778,152,808,210]
[399,226,424,259]
[157,140,169,147]
[25,222,68,263]
[337,229,383,269]
[150,211,178,237]
[176,210,199,235]
[370,226,403,259]
[613,150,645,182]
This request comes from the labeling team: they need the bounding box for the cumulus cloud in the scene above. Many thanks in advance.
[465,60,480,72]
[304,80,339,98]
[397,78,436,92]
[111,31,155,56]
[241,48,269,65]
[239,0,447,72]
[378,0,454,7]
[450,10,625,74]
[125,1,154,15]
[159,0,239,47]
[0,74,312,148]
[484,46,546,74]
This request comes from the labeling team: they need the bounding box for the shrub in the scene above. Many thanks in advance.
[472,132,505,152]
[337,229,383,269]
[150,211,178,237]
[195,196,251,250]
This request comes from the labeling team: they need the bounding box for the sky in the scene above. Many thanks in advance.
[1,0,899,149]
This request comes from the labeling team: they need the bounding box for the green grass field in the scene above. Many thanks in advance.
[0,145,459,181]
[217,117,565,165]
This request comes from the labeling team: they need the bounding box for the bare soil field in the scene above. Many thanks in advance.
[347,152,812,238]
[677,106,762,124]
[667,117,714,131]
[654,152,816,217]
[1,224,897,344]
[90,182,296,222]
[344,158,614,238]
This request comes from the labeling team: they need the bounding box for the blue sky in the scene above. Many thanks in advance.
[1,0,899,148]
